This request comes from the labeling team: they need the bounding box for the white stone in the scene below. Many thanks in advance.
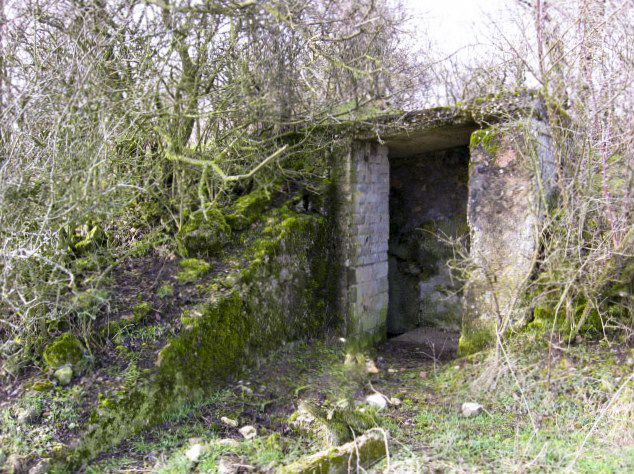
[213,438,240,448]
[365,393,388,410]
[221,416,238,427]
[461,402,483,417]
[185,444,205,463]
[238,425,257,440]
[54,366,73,386]
[217,459,237,474]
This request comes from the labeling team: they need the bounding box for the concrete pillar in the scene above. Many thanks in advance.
[460,119,556,355]
[338,141,390,348]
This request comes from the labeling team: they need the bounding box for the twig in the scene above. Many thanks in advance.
[368,381,398,406]
[496,330,539,434]
[166,145,288,182]
[148,261,167,291]
[565,371,634,472]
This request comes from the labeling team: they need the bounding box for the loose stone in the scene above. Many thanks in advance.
[221,416,238,427]
[185,444,206,463]
[461,402,483,417]
[54,366,73,386]
[239,425,257,440]
[365,393,388,410]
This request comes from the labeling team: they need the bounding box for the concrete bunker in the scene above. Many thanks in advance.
[338,97,556,354]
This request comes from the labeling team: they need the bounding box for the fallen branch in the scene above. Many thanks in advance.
[278,429,387,474]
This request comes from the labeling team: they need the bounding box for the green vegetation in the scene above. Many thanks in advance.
[66,333,634,473]
[469,127,500,155]
[157,284,174,298]
[131,302,152,323]
[0,0,632,472]
[375,335,634,473]
[458,325,496,356]
[177,258,211,283]
[42,333,84,369]
[16,196,336,471]
[225,188,272,231]
[176,207,231,258]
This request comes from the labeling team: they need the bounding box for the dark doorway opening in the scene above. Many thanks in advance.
[387,145,470,336]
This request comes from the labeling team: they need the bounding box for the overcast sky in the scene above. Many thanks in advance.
[403,0,509,55]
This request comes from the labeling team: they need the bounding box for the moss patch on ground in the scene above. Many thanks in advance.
[176,258,211,283]
[42,333,85,369]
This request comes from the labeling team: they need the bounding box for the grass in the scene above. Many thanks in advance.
[85,339,367,472]
[0,387,83,462]
[371,333,634,473]
[2,329,633,473]
[81,331,632,473]
[154,435,291,473]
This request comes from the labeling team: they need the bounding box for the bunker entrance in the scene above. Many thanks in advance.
[387,143,471,336]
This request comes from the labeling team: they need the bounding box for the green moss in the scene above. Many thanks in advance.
[346,319,387,353]
[31,379,54,392]
[156,283,174,298]
[53,294,252,470]
[43,333,84,369]
[528,306,562,332]
[278,430,386,473]
[301,402,378,447]
[49,201,339,470]
[132,302,152,323]
[225,188,272,231]
[470,128,499,155]
[177,258,211,283]
[157,293,250,393]
[526,304,604,338]
[175,205,230,258]
[458,325,495,356]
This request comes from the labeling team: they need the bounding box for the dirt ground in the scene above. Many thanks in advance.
[85,327,461,472]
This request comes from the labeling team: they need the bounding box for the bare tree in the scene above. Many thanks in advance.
[0,0,425,374]
[442,0,634,338]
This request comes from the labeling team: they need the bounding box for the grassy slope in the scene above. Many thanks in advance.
[3,314,633,472]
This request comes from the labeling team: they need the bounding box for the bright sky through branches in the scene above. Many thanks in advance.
[403,0,508,55]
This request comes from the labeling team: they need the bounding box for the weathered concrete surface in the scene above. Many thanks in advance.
[387,124,479,157]
[460,119,556,354]
[352,90,542,148]
[336,94,556,352]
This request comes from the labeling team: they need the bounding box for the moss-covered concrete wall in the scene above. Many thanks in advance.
[52,206,339,470]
